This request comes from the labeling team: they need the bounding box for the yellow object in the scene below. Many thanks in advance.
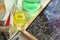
[13,11,26,27]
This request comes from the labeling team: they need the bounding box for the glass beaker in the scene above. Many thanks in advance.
[12,0,27,28]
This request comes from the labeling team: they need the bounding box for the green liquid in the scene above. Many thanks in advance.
[22,0,41,12]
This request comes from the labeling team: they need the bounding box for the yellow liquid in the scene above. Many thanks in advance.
[13,11,26,28]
